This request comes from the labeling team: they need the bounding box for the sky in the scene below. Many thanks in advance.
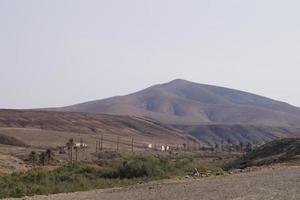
[1,0,300,109]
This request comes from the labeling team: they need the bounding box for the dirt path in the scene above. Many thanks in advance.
[6,166,300,200]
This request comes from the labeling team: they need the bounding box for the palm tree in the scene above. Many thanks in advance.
[246,142,253,153]
[39,152,46,166]
[45,149,54,164]
[239,141,244,151]
[74,146,79,162]
[66,138,75,163]
[29,151,38,166]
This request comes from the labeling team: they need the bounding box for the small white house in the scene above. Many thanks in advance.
[148,144,152,149]
[161,145,170,151]
[74,143,88,148]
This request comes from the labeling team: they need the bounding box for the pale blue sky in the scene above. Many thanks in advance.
[1,0,300,108]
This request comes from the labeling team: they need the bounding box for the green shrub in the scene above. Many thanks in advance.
[10,183,26,198]
[102,156,170,179]
[0,155,221,198]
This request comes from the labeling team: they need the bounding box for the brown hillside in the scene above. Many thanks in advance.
[175,124,300,146]
[225,138,300,169]
[0,109,195,151]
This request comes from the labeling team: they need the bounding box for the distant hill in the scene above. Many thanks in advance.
[50,79,300,127]
[225,138,300,169]
[0,110,195,150]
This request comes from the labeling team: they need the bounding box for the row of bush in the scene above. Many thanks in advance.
[0,155,221,198]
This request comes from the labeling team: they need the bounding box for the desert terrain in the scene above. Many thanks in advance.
[2,1,300,199]
[0,109,197,174]
[0,82,300,199]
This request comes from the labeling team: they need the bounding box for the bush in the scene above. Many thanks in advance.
[0,155,221,198]
[102,156,170,179]
[11,184,27,198]
[117,157,163,178]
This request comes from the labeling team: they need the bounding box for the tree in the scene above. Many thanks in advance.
[45,149,54,164]
[239,141,244,151]
[246,142,253,153]
[74,146,79,162]
[66,138,75,163]
[215,143,219,149]
[39,152,46,166]
[234,144,240,151]
[227,138,232,145]
[29,151,38,166]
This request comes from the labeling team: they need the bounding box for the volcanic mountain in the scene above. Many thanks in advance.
[45,79,300,145]
[51,79,300,127]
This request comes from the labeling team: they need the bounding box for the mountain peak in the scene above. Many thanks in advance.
[167,79,194,85]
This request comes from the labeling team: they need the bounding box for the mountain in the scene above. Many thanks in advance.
[46,79,300,145]
[0,109,195,150]
[50,79,300,127]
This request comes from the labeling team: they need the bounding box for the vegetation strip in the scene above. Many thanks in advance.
[0,155,222,198]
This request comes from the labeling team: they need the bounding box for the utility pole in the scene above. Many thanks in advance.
[131,136,134,153]
[117,136,119,152]
[75,147,78,161]
[183,143,186,151]
[100,134,103,151]
[192,141,195,151]
[96,141,98,153]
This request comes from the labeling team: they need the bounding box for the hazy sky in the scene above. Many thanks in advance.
[1,0,300,109]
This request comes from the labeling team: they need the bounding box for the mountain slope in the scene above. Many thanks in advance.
[175,124,300,146]
[51,79,300,127]
[0,109,195,150]
[225,138,300,169]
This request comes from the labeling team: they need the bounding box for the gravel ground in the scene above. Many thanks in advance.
[6,166,300,200]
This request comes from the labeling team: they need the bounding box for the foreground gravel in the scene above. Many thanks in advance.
[7,166,300,200]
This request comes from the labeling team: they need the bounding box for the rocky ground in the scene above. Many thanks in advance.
[6,166,300,200]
